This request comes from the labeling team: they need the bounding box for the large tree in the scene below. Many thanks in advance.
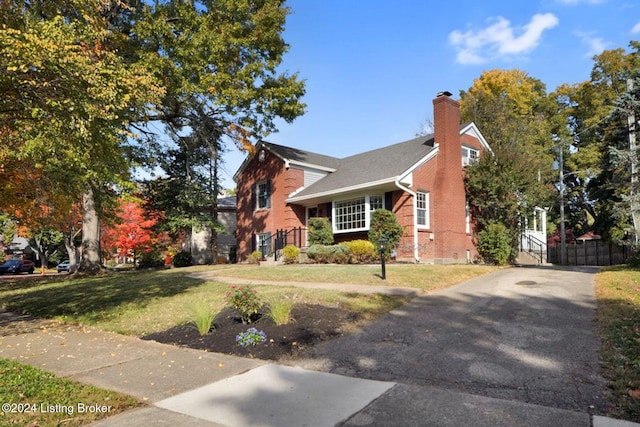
[1,0,306,273]
[461,69,557,251]
[554,42,640,243]
[130,0,305,263]
[0,0,163,273]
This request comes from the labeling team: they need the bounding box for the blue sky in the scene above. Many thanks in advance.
[219,0,640,189]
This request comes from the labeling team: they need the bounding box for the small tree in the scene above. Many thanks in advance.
[476,222,513,265]
[368,209,403,255]
[308,217,334,245]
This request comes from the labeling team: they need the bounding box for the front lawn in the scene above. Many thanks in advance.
[0,358,140,427]
[0,264,496,335]
[595,267,640,421]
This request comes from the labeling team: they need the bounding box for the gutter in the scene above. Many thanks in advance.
[394,178,420,263]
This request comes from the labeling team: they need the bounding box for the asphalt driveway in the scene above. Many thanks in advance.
[297,266,610,415]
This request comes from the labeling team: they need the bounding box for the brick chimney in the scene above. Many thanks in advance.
[433,91,460,171]
[432,91,467,263]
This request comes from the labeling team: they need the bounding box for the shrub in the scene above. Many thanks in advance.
[267,297,295,325]
[189,300,218,335]
[225,285,262,324]
[172,251,192,268]
[342,240,377,263]
[138,250,165,269]
[368,209,403,255]
[306,244,350,264]
[476,222,512,265]
[282,244,300,264]
[247,251,263,264]
[308,217,334,245]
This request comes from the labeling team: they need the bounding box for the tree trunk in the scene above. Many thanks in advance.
[64,239,79,273]
[79,189,102,274]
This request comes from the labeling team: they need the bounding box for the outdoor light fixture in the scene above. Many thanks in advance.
[378,237,387,280]
[258,149,266,162]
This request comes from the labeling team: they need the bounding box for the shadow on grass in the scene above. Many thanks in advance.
[0,269,207,323]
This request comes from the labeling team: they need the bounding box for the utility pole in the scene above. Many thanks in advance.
[628,78,639,245]
[559,144,566,265]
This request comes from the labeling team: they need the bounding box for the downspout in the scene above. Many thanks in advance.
[394,178,420,262]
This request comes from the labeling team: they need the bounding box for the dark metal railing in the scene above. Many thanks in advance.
[521,233,546,264]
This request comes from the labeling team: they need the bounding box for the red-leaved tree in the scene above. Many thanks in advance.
[102,199,157,267]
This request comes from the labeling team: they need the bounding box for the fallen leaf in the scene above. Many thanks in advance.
[629,390,640,399]
[218,363,224,368]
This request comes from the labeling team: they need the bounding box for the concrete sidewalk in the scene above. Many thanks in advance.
[0,318,637,426]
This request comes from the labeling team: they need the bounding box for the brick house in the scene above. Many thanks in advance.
[233,92,490,263]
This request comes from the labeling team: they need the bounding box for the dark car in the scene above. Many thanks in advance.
[57,260,71,273]
[0,259,35,274]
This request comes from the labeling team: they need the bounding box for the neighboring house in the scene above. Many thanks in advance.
[184,196,237,264]
[234,92,490,263]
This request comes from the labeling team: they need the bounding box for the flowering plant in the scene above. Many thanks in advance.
[225,285,262,324]
[236,327,267,347]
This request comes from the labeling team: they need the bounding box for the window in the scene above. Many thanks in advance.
[335,197,366,231]
[417,191,429,228]
[370,195,383,211]
[462,147,479,166]
[257,232,271,257]
[333,195,386,232]
[256,181,271,209]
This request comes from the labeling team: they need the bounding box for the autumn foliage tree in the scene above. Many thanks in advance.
[461,69,557,251]
[102,199,158,268]
[1,0,305,273]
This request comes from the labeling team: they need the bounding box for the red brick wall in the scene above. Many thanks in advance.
[236,149,306,261]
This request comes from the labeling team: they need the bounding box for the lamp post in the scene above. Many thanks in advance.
[378,237,387,280]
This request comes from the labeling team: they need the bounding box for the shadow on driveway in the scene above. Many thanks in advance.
[297,267,611,415]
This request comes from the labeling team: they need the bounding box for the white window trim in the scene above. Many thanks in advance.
[416,191,430,230]
[256,180,270,210]
[332,194,384,234]
[462,147,479,167]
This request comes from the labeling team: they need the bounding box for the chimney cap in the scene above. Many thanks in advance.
[437,91,453,98]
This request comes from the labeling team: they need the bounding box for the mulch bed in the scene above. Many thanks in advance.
[141,304,357,361]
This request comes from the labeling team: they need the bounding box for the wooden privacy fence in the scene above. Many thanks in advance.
[547,240,634,266]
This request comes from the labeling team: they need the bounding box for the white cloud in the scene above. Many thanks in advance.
[449,13,559,65]
[575,31,608,57]
[632,22,640,34]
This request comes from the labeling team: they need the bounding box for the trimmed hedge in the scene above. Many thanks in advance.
[306,244,350,264]
[342,239,377,263]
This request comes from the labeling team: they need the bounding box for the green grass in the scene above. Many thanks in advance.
[0,358,141,427]
[209,263,499,291]
[0,264,496,335]
[595,267,640,421]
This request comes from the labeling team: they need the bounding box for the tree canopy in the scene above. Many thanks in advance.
[461,69,557,250]
[0,0,306,272]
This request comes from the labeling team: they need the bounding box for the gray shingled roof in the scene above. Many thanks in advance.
[292,134,436,198]
[262,141,341,170]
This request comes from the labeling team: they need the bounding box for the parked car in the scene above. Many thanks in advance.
[57,260,71,273]
[0,259,35,274]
